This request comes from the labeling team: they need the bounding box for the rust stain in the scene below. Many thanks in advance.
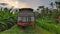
[17,20,35,26]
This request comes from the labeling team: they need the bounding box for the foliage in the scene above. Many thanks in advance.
[0,7,18,32]
[36,19,60,34]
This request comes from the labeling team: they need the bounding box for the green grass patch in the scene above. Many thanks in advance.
[0,25,54,34]
[36,19,60,34]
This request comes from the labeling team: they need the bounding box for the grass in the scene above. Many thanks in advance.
[0,25,54,34]
[36,19,60,34]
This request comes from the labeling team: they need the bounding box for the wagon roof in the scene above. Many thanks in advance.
[19,8,33,11]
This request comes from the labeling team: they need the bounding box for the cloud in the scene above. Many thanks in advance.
[55,0,60,2]
[19,0,52,9]
[0,0,31,8]
[0,0,57,9]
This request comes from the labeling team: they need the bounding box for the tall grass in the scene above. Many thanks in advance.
[36,19,60,34]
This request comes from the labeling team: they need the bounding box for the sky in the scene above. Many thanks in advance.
[0,0,60,9]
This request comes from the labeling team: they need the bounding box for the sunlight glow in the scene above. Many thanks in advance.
[0,0,31,8]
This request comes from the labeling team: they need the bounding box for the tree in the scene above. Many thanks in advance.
[55,1,60,12]
[44,7,49,15]
[37,6,44,13]
[38,6,45,14]
[55,2,60,9]
[50,2,54,9]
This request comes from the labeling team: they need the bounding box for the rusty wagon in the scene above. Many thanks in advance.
[17,8,35,28]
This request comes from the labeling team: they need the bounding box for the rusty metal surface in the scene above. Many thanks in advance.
[17,20,35,26]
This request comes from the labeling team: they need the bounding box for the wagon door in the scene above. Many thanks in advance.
[28,16,31,23]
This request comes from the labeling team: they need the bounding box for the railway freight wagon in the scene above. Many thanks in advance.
[17,8,35,28]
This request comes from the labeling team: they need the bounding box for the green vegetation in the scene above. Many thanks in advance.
[35,1,60,34]
[0,25,55,34]
[0,1,60,34]
[0,7,18,32]
[36,19,60,34]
